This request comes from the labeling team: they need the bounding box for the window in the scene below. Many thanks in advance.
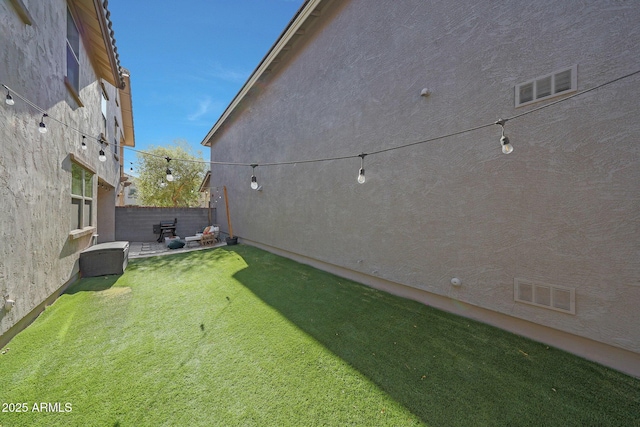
[114,119,119,146]
[66,9,80,94]
[101,91,108,135]
[71,163,93,230]
[515,65,577,107]
[100,81,110,100]
[113,119,120,159]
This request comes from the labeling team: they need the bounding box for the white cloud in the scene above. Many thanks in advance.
[204,62,250,83]
[187,97,213,122]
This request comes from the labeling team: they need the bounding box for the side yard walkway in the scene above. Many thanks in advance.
[128,240,226,258]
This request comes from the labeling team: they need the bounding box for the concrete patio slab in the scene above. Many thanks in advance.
[128,240,226,259]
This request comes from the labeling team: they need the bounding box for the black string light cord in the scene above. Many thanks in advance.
[3,69,639,177]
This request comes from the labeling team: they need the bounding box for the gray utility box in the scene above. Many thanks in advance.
[79,241,129,277]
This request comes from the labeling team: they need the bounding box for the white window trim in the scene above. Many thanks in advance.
[101,92,108,136]
[70,160,95,237]
[515,65,577,108]
[113,118,121,160]
[65,7,83,106]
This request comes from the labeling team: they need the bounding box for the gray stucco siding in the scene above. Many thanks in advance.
[1,0,124,340]
[208,0,640,358]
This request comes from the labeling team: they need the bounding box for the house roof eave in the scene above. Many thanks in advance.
[70,0,125,89]
[199,171,211,193]
[200,0,329,147]
[118,70,135,147]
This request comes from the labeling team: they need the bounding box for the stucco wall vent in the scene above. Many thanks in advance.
[514,279,575,314]
[515,65,577,107]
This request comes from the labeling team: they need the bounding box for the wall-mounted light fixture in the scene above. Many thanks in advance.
[3,296,15,312]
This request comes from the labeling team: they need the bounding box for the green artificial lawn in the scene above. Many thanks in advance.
[1,245,639,426]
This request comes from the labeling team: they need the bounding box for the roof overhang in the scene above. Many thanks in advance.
[119,70,135,147]
[201,0,329,147]
[69,0,125,88]
[199,171,211,193]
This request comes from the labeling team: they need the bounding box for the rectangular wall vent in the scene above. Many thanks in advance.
[514,278,575,314]
[515,65,577,107]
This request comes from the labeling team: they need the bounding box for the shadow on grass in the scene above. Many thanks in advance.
[226,246,640,427]
[65,275,121,294]
[125,247,226,275]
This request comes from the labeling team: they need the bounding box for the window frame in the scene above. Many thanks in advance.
[113,118,120,160]
[69,157,96,239]
[65,7,84,106]
[101,90,108,135]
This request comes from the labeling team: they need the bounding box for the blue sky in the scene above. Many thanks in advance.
[107,0,305,163]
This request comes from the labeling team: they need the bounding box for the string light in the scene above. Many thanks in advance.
[357,154,366,184]
[98,142,107,162]
[98,134,108,161]
[250,164,258,190]
[2,69,638,184]
[495,119,513,154]
[165,157,174,182]
[81,135,87,150]
[38,114,48,134]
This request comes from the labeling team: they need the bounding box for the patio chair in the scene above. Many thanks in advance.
[201,225,220,246]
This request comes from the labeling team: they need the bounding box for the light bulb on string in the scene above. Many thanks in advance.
[165,157,174,182]
[501,135,513,154]
[98,135,108,161]
[5,90,14,106]
[81,136,87,150]
[495,119,513,154]
[357,153,366,184]
[38,114,48,134]
[250,164,259,190]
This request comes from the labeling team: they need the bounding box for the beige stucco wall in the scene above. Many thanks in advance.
[208,0,640,363]
[0,1,123,340]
